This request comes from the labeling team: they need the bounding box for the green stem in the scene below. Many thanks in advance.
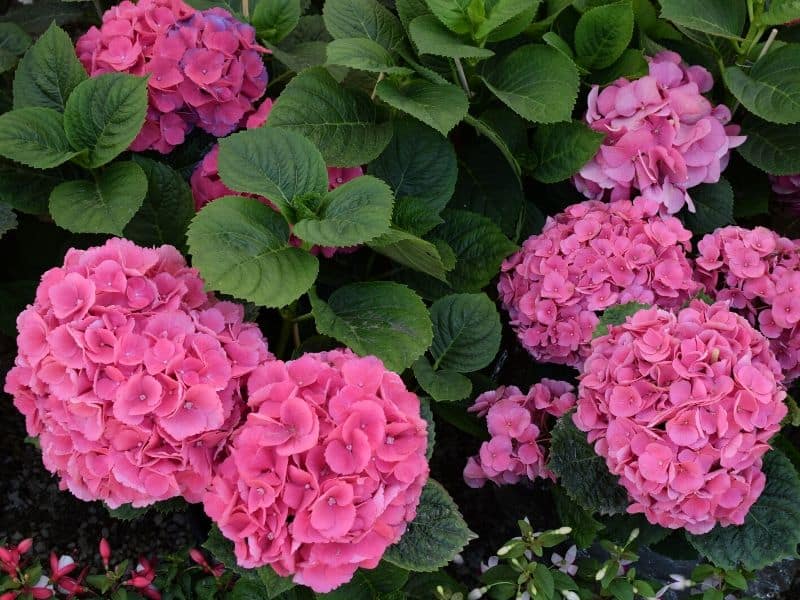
[292,312,314,323]
[92,0,104,20]
[453,58,471,96]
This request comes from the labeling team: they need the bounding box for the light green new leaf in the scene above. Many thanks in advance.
[575,0,634,69]
[187,196,319,308]
[408,14,494,59]
[593,301,651,339]
[412,356,472,402]
[659,0,746,39]
[13,22,87,111]
[293,175,394,246]
[63,73,148,168]
[326,38,412,74]
[309,282,432,372]
[429,293,501,372]
[724,44,800,124]
[49,161,147,235]
[738,115,800,175]
[384,479,475,571]
[688,450,800,570]
[758,0,800,25]
[530,121,604,183]
[252,0,301,44]
[375,78,468,136]
[481,44,579,123]
[682,178,734,236]
[475,0,535,40]
[0,107,79,169]
[218,126,328,214]
[269,67,393,165]
[369,227,453,281]
[322,0,405,50]
[425,0,472,35]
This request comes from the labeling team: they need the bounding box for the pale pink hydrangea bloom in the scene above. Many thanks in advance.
[203,349,429,593]
[75,0,268,153]
[498,197,700,367]
[574,51,745,214]
[463,380,576,488]
[3,238,272,508]
[575,300,786,534]
[695,225,800,381]
[189,99,362,258]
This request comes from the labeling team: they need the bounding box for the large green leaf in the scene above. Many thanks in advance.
[412,357,472,402]
[384,479,475,571]
[724,44,800,125]
[475,0,534,40]
[12,22,87,111]
[375,79,468,136]
[553,489,604,549]
[737,115,800,175]
[0,107,78,169]
[369,228,453,281]
[0,23,31,72]
[124,157,195,252]
[269,67,393,165]
[408,14,494,59]
[309,282,432,372]
[481,45,580,123]
[588,48,649,85]
[758,0,800,25]
[0,161,62,214]
[548,415,629,516]
[687,450,800,570]
[63,73,148,168]
[429,293,501,372]
[392,197,445,236]
[425,0,472,35]
[322,0,405,50]
[682,178,734,236]
[659,0,746,39]
[49,161,147,235]
[530,121,604,183]
[252,0,301,44]
[293,175,394,246]
[187,196,319,308]
[368,119,457,212]
[318,562,409,599]
[326,38,412,74]
[575,0,634,69]
[218,126,328,214]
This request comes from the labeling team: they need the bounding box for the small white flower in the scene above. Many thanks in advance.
[452,553,464,566]
[468,587,486,600]
[561,591,580,600]
[33,575,53,591]
[524,549,533,560]
[616,558,634,576]
[551,545,578,576]
[553,527,572,535]
[480,556,499,573]
[518,592,530,600]
[57,555,75,570]
[666,574,693,591]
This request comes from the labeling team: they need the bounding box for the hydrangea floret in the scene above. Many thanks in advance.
[3,238,271,508]
[202,349,429,593]
[695,225,800,381]
[574,300,787,534]
[498,197,699,367]
[76,0,268,153]
[463,380,576,488]
[573,51,745,214]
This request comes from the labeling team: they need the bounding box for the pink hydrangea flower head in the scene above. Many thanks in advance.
[695,225,800,381]
[574,51,746,214]
[3,238,272,508]
[770,175,800,216]
[463,380,576,488]
[575,300,787,534]
[190,99,363,258]
[76,0,268,153]
[498,197,700,367]
[202,349,429,593]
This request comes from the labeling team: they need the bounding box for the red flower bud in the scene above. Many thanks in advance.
[99,539,111,569]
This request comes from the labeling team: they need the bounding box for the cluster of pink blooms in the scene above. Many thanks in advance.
[3,238,271,508]
[770,175,800,215]
[463,380,576,488]
[574,51,745,214]
[695,225,800,381]
[190,98,363,258]
[498,198,700,367]
[75,0,268,153]
[575,300,787,534]
[203,349,429,593]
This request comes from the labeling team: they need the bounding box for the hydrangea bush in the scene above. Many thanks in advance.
[3,0,800,597]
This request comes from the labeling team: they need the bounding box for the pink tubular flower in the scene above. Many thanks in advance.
[202,349,429,593]
[695,225,800,381]
[75,0,268,153]
[463,380,576,488]
[574,51,745,214]
[498,197,700,367]
[3,238,272,508]
[575,300,787,534]
[190,99,363,258]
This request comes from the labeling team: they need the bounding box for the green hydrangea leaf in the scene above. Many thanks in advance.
[429,292,501,372]
[408,14,494,59]
[553,488,604,549]
[530,121,604,183]
[681,178,734,236]
[659,0,746,39]
[0,160,62,214]
[738,115,800,175]
[420,398,436,461]
[758,0,800,26]
[424,0,472,35]
[322,0,405,50]
[474,0,535,40]
[384,479,475,571]
[375,79,468,136]
[412,356,472,402]
[588,48,649,85]
[326,38,412,74]
[318,562,409,599]
[187,196,319,308]
[593,301,651,339]
[252,0,301,44]
[369,227,453,281]
[0,107,79,169]
[0,203,17,240]
[574,0,634,69]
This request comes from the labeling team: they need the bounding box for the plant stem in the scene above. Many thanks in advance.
[292,323,301,349]
[757,28,779,60]
[454,58,471,96]
[292,312,314,323]
[371,72,385,100]
[92,0,103,20]
[242,0,250,19]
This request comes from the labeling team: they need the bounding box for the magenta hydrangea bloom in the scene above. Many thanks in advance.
[3,238,271,508]
[202,349,429,593]
[463,380,576,488]
[695,225,800,381]
[573,51,745,214]
[575,300,786,534]
[76,0,268,153]
[498,197,700,367]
